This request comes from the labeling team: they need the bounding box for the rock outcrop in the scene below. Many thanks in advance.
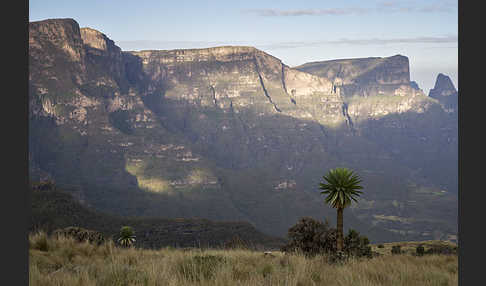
[428,73,458,113]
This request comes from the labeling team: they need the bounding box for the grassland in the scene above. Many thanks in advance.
[29,232,458,286]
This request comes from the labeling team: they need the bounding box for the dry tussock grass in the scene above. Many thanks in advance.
[29,232,457,286]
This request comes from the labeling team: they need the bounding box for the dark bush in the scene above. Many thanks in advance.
[372,251,382,257]
[391,245,402,255]
[281,217,371,258]
[425,245,456,255]
[343,229,372,258]
[377,244,384,248]
[31,180,56,191]
[416,245,425,256]
[281,217,335,256]
[53,226,105,245]
[224,235,250,250]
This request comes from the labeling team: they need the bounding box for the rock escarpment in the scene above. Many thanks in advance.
[130,46,345,127]
[29,18,457,243]
[294,55,423,98]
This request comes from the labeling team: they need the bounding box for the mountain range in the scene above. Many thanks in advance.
[29,18,458,243]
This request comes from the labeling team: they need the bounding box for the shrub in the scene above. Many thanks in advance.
[281,217,371,258]
[377,244,384,248]
[425,245,456,255]
[416,245,425,256]
[224,235,250,250]
[391,245,402,255]
[53,227,105,245]
[343,229,372,258]
[281,217,335,256]
[328,250,350,264]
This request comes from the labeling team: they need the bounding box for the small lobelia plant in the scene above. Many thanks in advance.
[117,226,136,248]
[416,245,425,256]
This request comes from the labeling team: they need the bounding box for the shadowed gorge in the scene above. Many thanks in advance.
[29,18,457,244]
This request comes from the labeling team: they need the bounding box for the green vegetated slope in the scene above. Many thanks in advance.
[29,18,457,243]
[30,185,285,249]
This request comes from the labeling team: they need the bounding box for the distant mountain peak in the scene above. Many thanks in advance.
[429,73,457,98]
[430,73,457,96]
[428,73,457,113]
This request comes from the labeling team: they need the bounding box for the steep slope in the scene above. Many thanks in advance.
[29,18,457,243]
[30,184,285,249]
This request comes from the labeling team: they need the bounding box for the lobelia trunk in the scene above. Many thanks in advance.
[337,207,343,251]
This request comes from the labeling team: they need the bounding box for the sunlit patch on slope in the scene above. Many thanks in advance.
[125,158,219,194]
[125,159,171,193]
[346,93,439,121]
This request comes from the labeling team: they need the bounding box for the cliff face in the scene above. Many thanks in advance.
[130,47,344,127]
[29,18,457,243]
[294,55,446,135]
[29,19,87,105]
[80,27,129,91]
[294,55,423,99]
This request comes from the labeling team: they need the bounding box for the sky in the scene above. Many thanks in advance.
[29,0,458,94]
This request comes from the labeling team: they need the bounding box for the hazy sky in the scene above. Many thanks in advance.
[29,0,458,93]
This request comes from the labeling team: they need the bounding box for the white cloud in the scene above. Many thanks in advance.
[256,36,457,50]
[244,8,369,17]
[244,1,456,17]
[117,35,457,52]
